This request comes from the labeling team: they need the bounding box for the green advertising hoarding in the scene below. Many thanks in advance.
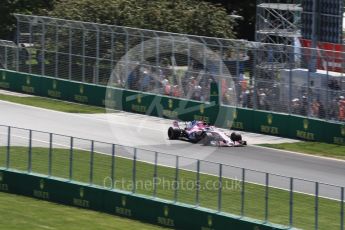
[0,71,42,95]
[103,86,124,110]
[122,90,159,116]
[288,116,326,141]
[42,77,74,101]
[159,96,180,120]
[0,70,10,90]
[217,106,254,131]
[0,169,285,230]
[253,111,290,137]
[326,122,345,145]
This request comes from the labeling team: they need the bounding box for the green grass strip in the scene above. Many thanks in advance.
[258,142,345,160]
[0,147,343,230]
[0,93,106,113]
[0,191,167,230]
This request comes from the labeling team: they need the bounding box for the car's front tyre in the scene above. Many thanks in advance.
[230,132,242,142]
[168,127,181,140]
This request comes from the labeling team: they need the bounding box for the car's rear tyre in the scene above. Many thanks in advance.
[230,132,242,142]
[201,132,213,145]
[168,127,181,140]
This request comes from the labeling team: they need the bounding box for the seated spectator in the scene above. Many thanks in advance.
[300,96,308,116]
[192,85,202,101]
[318,101,325,119]
[140,70,151,92]
[291,98,300,114]
[311,99,320,117]
[172,85,182,97]
[163,79,171,96]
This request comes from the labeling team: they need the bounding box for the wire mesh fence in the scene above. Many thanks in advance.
[0,14,344,122]
[0,124,344,229]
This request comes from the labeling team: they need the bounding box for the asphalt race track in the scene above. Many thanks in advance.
[1,100,345,199]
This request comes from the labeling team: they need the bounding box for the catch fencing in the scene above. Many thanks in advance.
[0,124,344,230]
[0,14,343,122]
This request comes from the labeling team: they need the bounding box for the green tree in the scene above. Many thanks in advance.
[0,0,55,40]
[205,0,257,40]
[48,0,237,39]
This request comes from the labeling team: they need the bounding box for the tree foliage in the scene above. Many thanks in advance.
[205,0,257,40]
[0,0,255,40]
[48,0,237,39]
[0,0,55,40]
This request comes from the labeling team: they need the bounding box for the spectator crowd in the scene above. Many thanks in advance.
[120,60,345,122]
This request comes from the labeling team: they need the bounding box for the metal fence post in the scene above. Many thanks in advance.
[82,29,86,82]
[236,44,240,80]
[154,33,160,90]
[241,168,245,217]
[111,144,115,189]
[289,177,294,227]
[265,173,269,222]
[341,187,344,230]
[132,148,137,193]
[48,133,52,177]
[69,137,73,181]
[89,140,94,185]
[54,23,59,78]
[68,27,72,80]
[153,152,158,197]
[325,60,330,120]
[252,49,258,110]
[187,38,191,69]
[16,19,20,71]
[6,126,11,169]
[288,62,293,114]
[4,46,7,69]
[41,20,46,76]
[140,32,144,63]
[196,160,200,206]
[307,67,311,117]
[315,182,319,230]
[95,28,100,84]
[174,155,179,203]
[124,30,129,85]
[110,30,115,73]
[218,164,223,212]
[28,130,32,173]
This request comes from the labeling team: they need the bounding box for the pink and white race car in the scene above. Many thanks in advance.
[167,120,247,147]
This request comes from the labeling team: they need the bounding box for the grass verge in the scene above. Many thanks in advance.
[0,191,166,230]
[0,147,343,230]
[0,93,106,113]
[258,142,345,160]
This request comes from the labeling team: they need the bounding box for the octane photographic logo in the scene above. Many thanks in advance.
[105,36,237,165]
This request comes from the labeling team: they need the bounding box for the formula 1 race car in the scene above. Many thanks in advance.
[167,120,247,147]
